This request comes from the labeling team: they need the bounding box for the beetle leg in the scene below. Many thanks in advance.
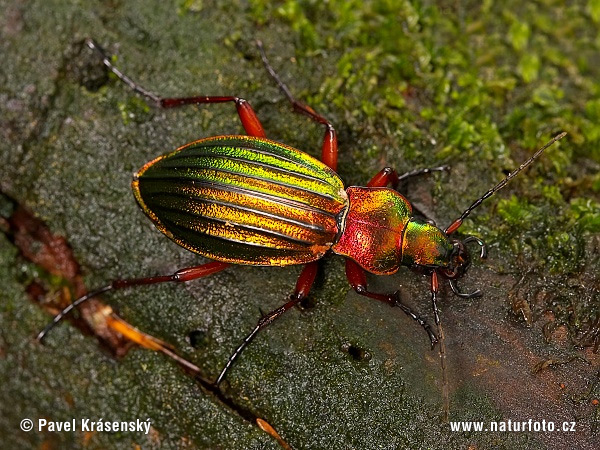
[397,166,450,183]
[367,167,400,188]
[85,39,266,137]
[448,279,482,299]
[431,271,450,422]
[367,166,450,188]
[367,166,450,222]
[161,97,266,138]
[36,261,230,343]
[215,261,318,386]
[345,259,438,347]
[257,41,338,170]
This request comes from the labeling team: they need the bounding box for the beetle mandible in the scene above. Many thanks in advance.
[38,39,565,416]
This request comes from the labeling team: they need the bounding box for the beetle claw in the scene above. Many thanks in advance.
[449,280,482,299]
[429,331,439,348]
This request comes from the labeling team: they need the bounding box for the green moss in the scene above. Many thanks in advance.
[570,197,600,233]
[483,192,599,273]
[276,0,321,48]
[292,0,598,275]
[177,0,204,16]
[118,97,152,125]
[496,195,539,227]
[508,18,531,52]
[518,53,540,83]
[589,0,600,23]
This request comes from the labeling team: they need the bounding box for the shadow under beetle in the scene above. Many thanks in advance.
[37,39,566,419]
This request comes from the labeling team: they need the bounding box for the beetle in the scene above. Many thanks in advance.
[37,39,565,418]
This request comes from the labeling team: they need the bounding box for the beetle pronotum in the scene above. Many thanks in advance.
[37,39,566,420]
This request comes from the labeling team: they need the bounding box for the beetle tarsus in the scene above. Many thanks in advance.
[85,38,267,137]
[215,323,262,386]
[463,235,488,259]
[390,291,439,347]
[36,284,113,343]
[85,38,162,105]
[214,296,303,386]
[396,165,451,183]
[36,262,229,343]
[257,40,339,169]
[346,261,438,347]
[215,262,318,385]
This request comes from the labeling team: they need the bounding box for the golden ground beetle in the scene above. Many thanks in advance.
[37,39,566,420]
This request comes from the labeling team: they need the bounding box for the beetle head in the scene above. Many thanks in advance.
[401,219,454,268]
[436,236,487,298]
[402,220,487,298]
[438,235,487,279]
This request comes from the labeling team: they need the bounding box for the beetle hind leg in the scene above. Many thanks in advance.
[257,41,338,170]
[36,261,230,343]
[85,39,266,137]
[215,261,319,386]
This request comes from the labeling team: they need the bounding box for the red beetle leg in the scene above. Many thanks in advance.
[257,41,338,170]
[368,166,450,188]
[367,167,400,188]
[215,261,319,385]
[85,39,266,138]
[159,96,266,138]
[345,259,438,346]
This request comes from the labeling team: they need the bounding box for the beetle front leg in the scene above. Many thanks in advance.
[215,261,319,386]
[431,271,450,422]
[257,41,338,170]
[345,259,438,347]
[85,39,266,137]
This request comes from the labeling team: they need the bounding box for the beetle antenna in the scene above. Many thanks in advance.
[445,132,566,235]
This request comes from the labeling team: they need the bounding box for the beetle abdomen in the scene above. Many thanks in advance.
[132,136,348,265]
